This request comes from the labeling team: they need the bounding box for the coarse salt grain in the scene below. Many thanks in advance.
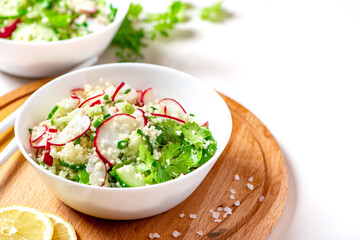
[234,174,240,181]
[173,230,181,238]
[259,196,265,202]
[179,213,185,218]
[153,233,160,238]
[214,219,222,223]
[212,211,220,219]
[230,189,236,194]
[217,207,223,211]
[230,194,235,200]
[149,233,154,239]
[197,230,203,236]
[224,207,232,214]
[223,213,228,218]
[235,200,240,206]
[247,183,254,190]
[190,214,197,219]
[248,176,253,182]
[209,209,214,213]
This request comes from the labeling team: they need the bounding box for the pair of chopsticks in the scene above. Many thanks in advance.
[0,57,98,167]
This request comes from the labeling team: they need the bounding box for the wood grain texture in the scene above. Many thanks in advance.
[0,80,288,240]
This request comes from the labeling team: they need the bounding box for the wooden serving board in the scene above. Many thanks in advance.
[0,79,288,240]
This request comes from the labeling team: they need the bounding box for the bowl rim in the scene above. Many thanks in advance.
[15,63,233,192]
[0,0,129,46]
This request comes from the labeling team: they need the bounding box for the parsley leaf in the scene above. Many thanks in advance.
[155,119,182,145]
[145,1,187,40]
[135,144,154,173]
[44,9,72,28]
[200,1,224,22]
[74,169,89,184]
[181,122,210,148]
[111,3,146,62]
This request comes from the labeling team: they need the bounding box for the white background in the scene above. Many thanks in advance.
[1,0,360,239]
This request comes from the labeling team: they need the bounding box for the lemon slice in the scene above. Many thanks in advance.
[45,213,77,240]
[0,205,53,240]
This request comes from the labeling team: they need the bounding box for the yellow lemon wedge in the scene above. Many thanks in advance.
[0,205,53,240]
[45,213,77,240]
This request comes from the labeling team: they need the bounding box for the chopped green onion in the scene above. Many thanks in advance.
[123,88,131,94]
[151,106,157,112]
[89,132,96,141]
[117,139,129,149]
[122,103,135,114]
[137,129,153,154]
[28,128,33,134]
[47,105,59,119]
[103,94,109,100]
[189,113,195,117]
[104,114,111,120]
[74,137,81,145]
[93,117,104,128]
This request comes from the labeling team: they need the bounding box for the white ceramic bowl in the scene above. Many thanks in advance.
[15,63,232,220]
[0,0,129,78]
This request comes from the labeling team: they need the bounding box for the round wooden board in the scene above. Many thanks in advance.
[0,79,288,240]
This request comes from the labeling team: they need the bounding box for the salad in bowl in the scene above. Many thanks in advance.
[29,80,217,187]
[0,0,117,41]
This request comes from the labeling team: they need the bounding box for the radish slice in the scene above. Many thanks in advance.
[0,19,20,38]
[112,82,125,101]
[48,128,58,133]
[159,98,187,115]
[140,88,155,106]
[150,113,186,124]
[95,113,138,167]
[89,99,101,107]
[43,141,53,166]
[48,112,91,146]
[31,126,48,142]
[86,156,107,187]
[71,95,81,107]
[202,121,209,127]
[78,92,104,108]
[35,148,44,159]
[71,88,86,98]
[30,135,47,148]
[134,108,147,127]
[78,5,98,14]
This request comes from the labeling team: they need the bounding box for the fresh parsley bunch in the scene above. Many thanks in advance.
[110,120,217,185]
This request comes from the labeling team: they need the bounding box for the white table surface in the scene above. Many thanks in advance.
[1,0,360,239]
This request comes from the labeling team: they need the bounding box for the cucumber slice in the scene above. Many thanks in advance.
[126,133,145,155]
[115,164,146,187]
[11,23,58,41]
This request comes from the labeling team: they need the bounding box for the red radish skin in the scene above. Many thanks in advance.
[71,88,85,98]
[202,121,209,127]
[79,6,98,14]
[78,92,104,108]
[70,95,81,107]
[100,160,107,187]
[35,148,44,159]
[112,82,125,101]
[159,98,187,114]
[48,128,58,133]
[89,99,101,107]
[43,141,53,166]
[94,113,136,167]
[31,126,48,142]
[150,113,186,124]
[135,108,148,126]
[48,114,91,146]
[0,19,20,38]
[140,88,154,106]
